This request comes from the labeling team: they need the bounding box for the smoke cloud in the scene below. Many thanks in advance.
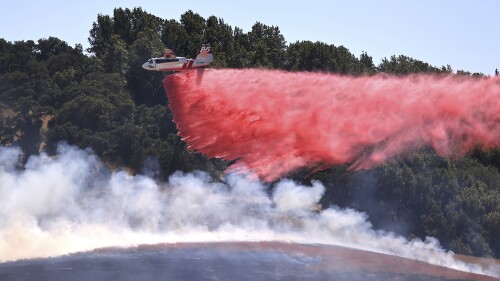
[164,70,500,181]
[0,145,497,277]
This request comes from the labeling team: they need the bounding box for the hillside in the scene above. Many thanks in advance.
[0,8,498,258]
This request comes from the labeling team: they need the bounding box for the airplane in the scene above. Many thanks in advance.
[142,44,213,72]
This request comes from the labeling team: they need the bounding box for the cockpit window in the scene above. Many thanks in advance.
[148,59,153,64]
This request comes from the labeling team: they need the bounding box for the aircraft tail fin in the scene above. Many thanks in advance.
[195,44,213,64]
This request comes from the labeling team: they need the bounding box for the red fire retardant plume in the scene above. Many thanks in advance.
[164,69,500,181]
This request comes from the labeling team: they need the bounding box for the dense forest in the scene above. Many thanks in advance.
[0,8,498,259]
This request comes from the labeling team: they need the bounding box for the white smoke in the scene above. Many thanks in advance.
[0,145,497,277]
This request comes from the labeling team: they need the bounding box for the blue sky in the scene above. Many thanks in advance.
[1,0,499,75]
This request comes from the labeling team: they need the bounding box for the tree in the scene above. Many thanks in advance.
[35,37,72,60]
[378,55,449,75]
[112,8,134,45]
[204,16,234,68]
[359,51,376,74]
[180,10,206,55]
[88,14,114,57]
[247,22,286,68]
[333,45,361,74]
[89,8,163,58]
[161,19,189,55]
[102,34,129,75]
[456,70,485,77]
[229,27,252,68]
[54,74,133,132]
[0,39,12,74]
[285,41,333,72]
[126,29,167,106]
[285,41,363,75]
[456,70,472,76]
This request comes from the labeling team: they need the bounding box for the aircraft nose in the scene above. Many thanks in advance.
[142,62,148,69]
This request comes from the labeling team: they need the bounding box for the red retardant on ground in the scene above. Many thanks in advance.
[164,69,500,182]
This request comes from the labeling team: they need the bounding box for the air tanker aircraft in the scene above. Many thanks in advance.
[142,44,213,72]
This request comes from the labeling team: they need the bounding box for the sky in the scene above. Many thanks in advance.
[1,0,499,75]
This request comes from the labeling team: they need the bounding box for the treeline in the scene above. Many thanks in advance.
[0,8,498,258]
[302,148,500,258]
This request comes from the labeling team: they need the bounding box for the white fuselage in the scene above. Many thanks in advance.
[142,54,212,71]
